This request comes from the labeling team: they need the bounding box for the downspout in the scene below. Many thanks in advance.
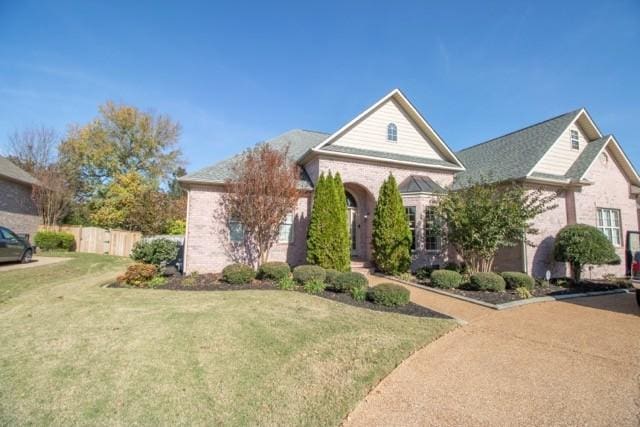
[182,185,191,274]
[521,230,528,274]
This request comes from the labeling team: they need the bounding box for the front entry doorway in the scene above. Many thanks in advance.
[346,191,358,257]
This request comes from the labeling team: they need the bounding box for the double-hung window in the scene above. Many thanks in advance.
[405,206,416,250]
[424,206,441,251]
[229,219,244,242]
[596,208,621,246]
[570,129,580,150]
[278,213,295,243]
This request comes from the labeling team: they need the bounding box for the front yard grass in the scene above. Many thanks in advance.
[0,253,456,426]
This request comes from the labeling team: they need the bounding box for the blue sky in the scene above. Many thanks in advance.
[1,0,639,173]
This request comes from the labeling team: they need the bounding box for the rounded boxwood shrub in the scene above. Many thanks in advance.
[222,263,256,285]
[469,272,506,292]
[430,270,463,289]
[324,269,340,287]
[34,231,75,251]
[293,265,326,285]
[332,271,368,292]
[257,261,291,281]
[131,238,180,266]
[368,283,411,307]
[501,272,535,290]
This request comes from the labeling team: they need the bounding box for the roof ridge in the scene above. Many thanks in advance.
[457,109,582,154]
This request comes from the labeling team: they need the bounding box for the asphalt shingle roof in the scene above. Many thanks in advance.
[453,110,582,188]
[319,145,461,169]
[180,129,329,189]
[0,156,39,186]
[398,175,446,194]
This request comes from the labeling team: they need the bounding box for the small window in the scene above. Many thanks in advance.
[424,207,441,251]
[405,206,416,251]
[278,213,295,243]
[597,208,621,247]
[387,123,397,142]
[570,129,580,150]
[229,219,244,242]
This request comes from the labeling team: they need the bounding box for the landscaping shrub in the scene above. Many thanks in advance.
[303,279,326,295]
[118,263,158,287]
[165,219,186,235]
[332,272,368,293]
[501,272,535,290]
[515,286,532,299]
[468,272,506,292]
[277,276,296,291]
[324,269,340,287]
[350,285,367,302]
[430,270,463,289]
[33,231,75,251]
[553,224,619,282]
[131,238,180,266]
[293,265,326,285]
[368,283,410,307]
[415,266,434,281]
[258,261,291,281]
[148,275,167,288]
[222,263,256,285]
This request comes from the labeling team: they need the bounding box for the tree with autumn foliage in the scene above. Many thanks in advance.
[220,143,300,266]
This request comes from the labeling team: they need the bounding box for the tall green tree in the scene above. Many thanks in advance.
[330,172,350,272]
[372,174,412,274]
[307,173,332,267]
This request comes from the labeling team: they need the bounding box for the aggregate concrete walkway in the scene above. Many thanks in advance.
[347,284,640,426]
[0,256,71,272]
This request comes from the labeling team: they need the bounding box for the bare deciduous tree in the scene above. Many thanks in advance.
[220,144,300,266]
[5,126,72,226]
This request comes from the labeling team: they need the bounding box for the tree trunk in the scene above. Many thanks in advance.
[572,262,582,283]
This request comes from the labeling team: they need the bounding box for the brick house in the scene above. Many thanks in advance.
[0,156,40,239]
[180,89,640,278]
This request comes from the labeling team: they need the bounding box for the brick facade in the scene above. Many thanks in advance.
[0,177,39,240]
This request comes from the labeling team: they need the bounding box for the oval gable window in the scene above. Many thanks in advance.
[387,123,397,142]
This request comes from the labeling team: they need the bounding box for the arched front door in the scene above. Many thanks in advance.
[346,191,358,257]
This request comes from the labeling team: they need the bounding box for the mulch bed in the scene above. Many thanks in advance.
[109,273,451,319]
[414,278,632,305]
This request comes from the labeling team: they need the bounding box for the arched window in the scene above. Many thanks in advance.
[387,123,398,142]
[345,191,357,208]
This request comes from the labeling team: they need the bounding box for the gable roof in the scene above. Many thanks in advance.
[398,175,445,194]
[0,156,39,186]
[564,135,610,181]
[179,129,328,189]
[453,109,582,187]
[310,89,465,170]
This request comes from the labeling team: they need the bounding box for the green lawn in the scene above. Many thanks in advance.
[0,253,456,426]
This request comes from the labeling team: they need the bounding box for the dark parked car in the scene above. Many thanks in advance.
[0,226,35,263]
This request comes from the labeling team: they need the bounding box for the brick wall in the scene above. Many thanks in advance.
[0,177,39,239]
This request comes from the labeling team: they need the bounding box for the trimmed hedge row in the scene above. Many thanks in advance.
[222,263,256,284]
[368,283,410,306]
[258,261,290,281]
[501,271,535,290]
[430,270,463,289]
[34,231,75,251]
[468,272,506,292]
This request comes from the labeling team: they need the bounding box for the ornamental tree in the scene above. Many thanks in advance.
[372,174,412,274]
[553,224,619,282]
[435,179,556,273]
[221,143,300,266]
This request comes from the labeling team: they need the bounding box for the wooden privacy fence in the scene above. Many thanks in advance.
[38,225,142,257]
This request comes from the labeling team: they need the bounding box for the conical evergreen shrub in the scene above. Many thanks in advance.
[307,172,331,267]
[372,174,412,274]
[330,172,351,272]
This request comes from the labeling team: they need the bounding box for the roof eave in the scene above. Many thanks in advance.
[310,148,465,171]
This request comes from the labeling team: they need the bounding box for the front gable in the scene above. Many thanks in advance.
[310,89,465,170]
[329,97,446,161]
[530,109,602,177]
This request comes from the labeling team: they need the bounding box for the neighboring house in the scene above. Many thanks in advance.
[180,89,640,278]
[0,156,40,239]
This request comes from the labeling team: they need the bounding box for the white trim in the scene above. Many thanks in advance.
[526,108,602,178]
[311,89,465,169]
[307,148,465,171]
[523,176,571,185]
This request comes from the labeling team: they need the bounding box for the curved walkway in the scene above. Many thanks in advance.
[348,279,640,426]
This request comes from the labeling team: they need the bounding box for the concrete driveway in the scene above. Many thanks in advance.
[0,256,71,272]
[346,291,640,426]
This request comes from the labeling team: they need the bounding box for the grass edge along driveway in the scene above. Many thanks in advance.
[0,252,456,426]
